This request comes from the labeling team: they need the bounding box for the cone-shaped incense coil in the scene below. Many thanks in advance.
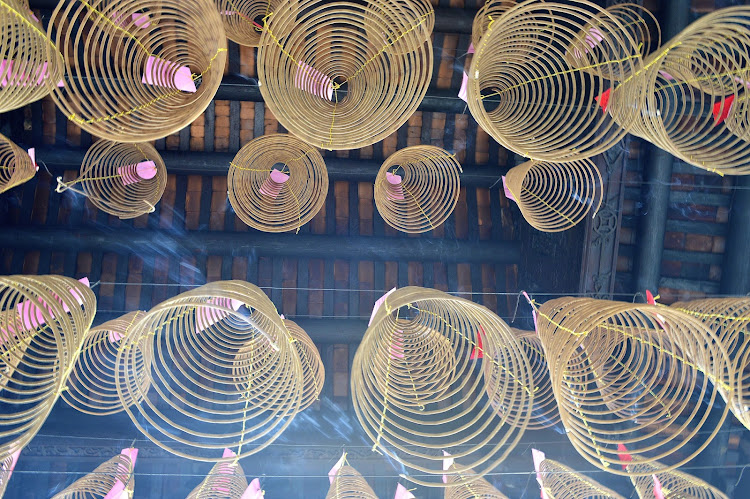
[608,7,750,174]
[284,318,324,411]
[444,464,508,498]
[537,456,625,499]
[52,450,136,498]
[0,275,96,472]
[363,0,434,56]
[471,0,515,49]
[325,465,378,499]
[60,140,167,219]
[0,133,36,193]
[257,0,432,150]
[62,311,151,416]
[467,0,643,161]
[374,146,462,233]
[503,159,602,232]
[115,280,303,461]
[351,286,533,487]
[46,0,226,142]
[228,134,329,233]
[536,297,730,474]
[671,298,750,431]
[0,0,63,113]
[627,460,729,499]
[215,0,300,47]
[186,453,251,498]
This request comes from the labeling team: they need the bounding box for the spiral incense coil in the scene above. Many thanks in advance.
[351,286,533,488]
[671,298,750,431]
[227,134,329,233]
[0,133,35,194]
[374,146,462,234]
[467,0,642,161]
[0,449,19,498]
[563,4,659,82]
[471,0,516,49]
[215,0,300,47]
[0,0,64,113]
[116,280,303,461]
[363,0,434,56]
[535,297,730,475]
[186,452,251,499]
[56,140,167,219]
[608,7,750,174]
[537,457,625,499]
[257,0,432,150]
[444,464,508,499]
[627,461,729,499]
[325,465,378,499]
[511,329,560,430]
[283,318,324,411]
[52,450,136,499]
[62,311,151,416]
[503,159,602,233]
[45,0,227,142]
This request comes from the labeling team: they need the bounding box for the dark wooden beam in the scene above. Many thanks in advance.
[721,176,750,294]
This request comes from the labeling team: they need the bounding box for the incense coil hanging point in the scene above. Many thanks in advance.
[536,297,730,474]
[374,146,462,234]
[256,0,433,150]
[351,286,533,488]
[0,133,36,194]
[58,140,167,219]
[467,0,643,161]
[62,311,151,416]
[326,465,378,499]
[116,280,304,461]
[228,134,329,233]
[46,0,226,142]
[52,449,137,499]
[626,460,729,499]
[0,0,63,113]
[534,453,625,499]
[215,0,300,47]
[471,0,516,49]
[503,158,602,232]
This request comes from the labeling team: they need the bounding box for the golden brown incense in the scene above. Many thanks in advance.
[537,456,625,499]
[0,133,36,194]
[51,451,136,498]
[325,465,378,499]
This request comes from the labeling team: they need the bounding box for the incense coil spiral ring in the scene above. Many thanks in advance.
[0,275,96,465]
[503,158,602,232]
[62,311,150,416]
[325,465,378,499]
[374,146,462,234]
[671,298,750,431]
[537,457,625,499]
[186,459,250,498]
[0,449,16,497]
[626,461,729,499]
[59,140,167,219]
[467,0,642,161]
[364,0,434,56]
[228,134,329,233]
[283,318,324,411]
[257,0,432,150]
[536,297,730,474]
[46,0,226,142]
[444,463,508,498]
[0,133,36,194]
[116,280,303,461]
[608,7,750,174]
[0,0,63,113]
[351,286,533,488]
[471,0,516,49]
[215,0,300,47]
[52,451,135,498]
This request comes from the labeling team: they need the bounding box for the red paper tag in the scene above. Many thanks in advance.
[617,443,632,470]
[595,88,611,112]
[470,325,484,359]
[713,95,735,125]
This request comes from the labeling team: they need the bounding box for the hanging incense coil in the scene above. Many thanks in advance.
[283,318,324,411]
[0,0,63,113]
[671,298,750,431]
[626,460,729,499]
[608,7,750,175]
[471,0,516,49]
[325,465,377,499]
[351,286,533,488]
[52,449,136,499]
[257,0,432,150]
[215,0,300,47]
[535,297,730,475]
[536,455,625,499]
[227,134,329,233]
[444,462,508,499]
[363,0,434,56]
[186,450,255,499]
[116,280,303,461]
[56,140,167,219]
[62,311,151,416]
[0,275,96,473]
[0,448,19,498]
[503,159,602,232]
[467,0,642,161]
[0,133,36,194]
[374,146,462,234]
[45,0,227,142]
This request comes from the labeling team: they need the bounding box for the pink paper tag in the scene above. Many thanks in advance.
[0,449,21,489]
[501,176,516,202]
[328,452,346,484]
[470,324,484,359]
[385,172,405,200]
[532,449,550,499]
[102,448,138,499]
[196,297,243,334]
[28,10,39,22]
[442,450,454,484]
[458,72,469,103]
[394,483,415,499]
[259,169,290,199]
[118,160,157,186]
[653,475,665,499]
[111,11,150,29]
[142,56,196,93]
[572,27,603,58]
[368,288,397,326]
[27,148,39,172]
[295,62,334,101]
[240,478,264,499]
[468,42,475,54]
[390,329,405,359]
